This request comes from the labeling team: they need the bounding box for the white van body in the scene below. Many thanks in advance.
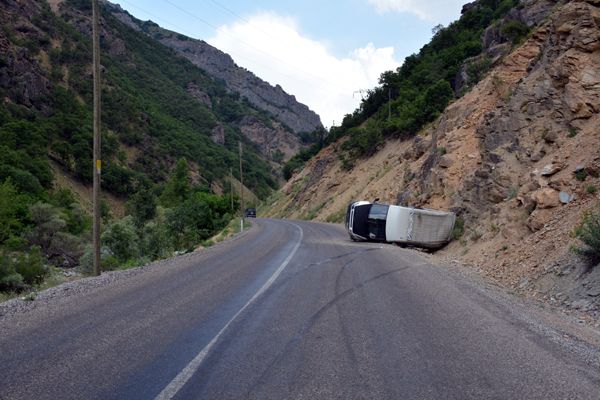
[385,205,456,247]
[346,201,456,249]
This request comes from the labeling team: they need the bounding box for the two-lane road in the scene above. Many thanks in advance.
[1,219,599,399]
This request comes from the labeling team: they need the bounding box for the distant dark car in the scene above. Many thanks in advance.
[244,208,256,218]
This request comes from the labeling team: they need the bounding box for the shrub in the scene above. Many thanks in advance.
[501,20,530,45]
[13,246,47,285]
[466,56,492,83]
[0,247,47,292]
[28,203,66,240]
[101,216,140,263]
[575,170,588,181]
[573,207,600,267]
[451,216,465,240]
[470,229,482,241]
[26,202,83,267]
[79,245,118,274]
[0,253,25,291]
[586,185,597,195]
[507,186,519,200]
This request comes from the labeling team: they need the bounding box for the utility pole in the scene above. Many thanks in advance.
[239,142,244,232]
[353,89,367,100]
[388,87,391,121]
[92,0,101,276]
[229,167,234,211]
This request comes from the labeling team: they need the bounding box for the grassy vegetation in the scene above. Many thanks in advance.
[209,217,252,246]
[326,208,347,224]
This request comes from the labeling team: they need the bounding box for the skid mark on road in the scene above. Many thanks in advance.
[247,265,411,397]
[333,254,362,379]
[261,247,383,298]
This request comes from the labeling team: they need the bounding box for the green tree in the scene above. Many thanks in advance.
[0,179,29,245]
[160,158,191,207]
[140,207,172,259]
[127,177,157,227]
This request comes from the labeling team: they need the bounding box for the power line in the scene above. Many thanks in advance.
[160,0,349,94]
[118,0,344,96]
[205,0,278,42]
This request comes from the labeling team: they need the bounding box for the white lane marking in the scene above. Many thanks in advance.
[155,222,304,400]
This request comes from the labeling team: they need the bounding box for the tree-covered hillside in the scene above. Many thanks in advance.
[0,0,305,292]
[284,0,530,175]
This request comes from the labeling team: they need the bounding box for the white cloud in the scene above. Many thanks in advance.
[208,13,401,127]
[367,0,466,23]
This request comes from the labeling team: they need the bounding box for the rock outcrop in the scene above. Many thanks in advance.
[266,0,600,314]
[239,116,301,162]
[158,36,322,134]
[0,1,51,111]
[106,3,322,135]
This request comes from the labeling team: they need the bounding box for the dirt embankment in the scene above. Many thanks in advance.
[265,0,600,318]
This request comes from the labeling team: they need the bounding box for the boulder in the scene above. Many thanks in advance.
[516,195,536,212]
[559,191,572,204]
[543,130,558,143]
[530,188,560,208]
[530,143,546,162]
[540,162,564,176]
[439,155,454,168]
[527,208,554,231]
[412,137,429,159]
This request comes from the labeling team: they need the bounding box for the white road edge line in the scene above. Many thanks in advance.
[155,222,304,400]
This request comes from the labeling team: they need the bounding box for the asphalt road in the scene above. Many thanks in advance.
[1,219,599,399]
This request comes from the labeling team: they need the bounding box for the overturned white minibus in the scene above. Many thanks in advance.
[345,201,456,249]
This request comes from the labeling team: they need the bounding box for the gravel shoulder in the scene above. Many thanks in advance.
[0,223,254,323]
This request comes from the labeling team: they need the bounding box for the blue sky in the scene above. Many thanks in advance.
[112,0,468,126]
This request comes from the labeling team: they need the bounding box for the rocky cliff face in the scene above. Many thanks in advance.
[106,4,322,136]
[0,1,51,111]
[266,0,600,318]
[238,116,301,162]
[157,35,322,134]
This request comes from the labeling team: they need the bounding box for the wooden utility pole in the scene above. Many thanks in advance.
[92,0,102,276]
[239,142,244,231]
[229,167,234,210]
[388,87,391,121]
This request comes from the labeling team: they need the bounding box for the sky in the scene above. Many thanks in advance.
[112,0,468,127]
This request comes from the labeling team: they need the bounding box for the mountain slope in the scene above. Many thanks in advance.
[1,0,303,198]
[0,0,324,285]
[107,3,323,136]
[266,0,600,315]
